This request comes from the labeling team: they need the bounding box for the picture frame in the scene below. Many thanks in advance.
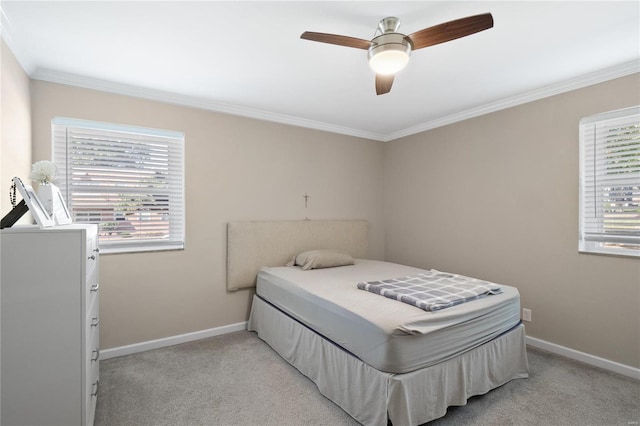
[12,177,55,229]
[38,182,72,225]
[52,185,72,225]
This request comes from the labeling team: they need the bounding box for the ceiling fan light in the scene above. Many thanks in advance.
[367,33,412,75]
[369,48,410,75]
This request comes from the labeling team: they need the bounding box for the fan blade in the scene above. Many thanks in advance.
[375,74,394,95]
[300,32,372,50]
[408,13,493,50]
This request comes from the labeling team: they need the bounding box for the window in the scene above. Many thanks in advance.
[52,118,185,254]
[579,106,639,257]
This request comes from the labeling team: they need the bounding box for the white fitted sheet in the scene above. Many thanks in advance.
[256,259,521,374]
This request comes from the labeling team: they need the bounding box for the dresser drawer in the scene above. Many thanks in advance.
[87,322,100,372]
[85,361,99,426]
[86,267,99,309]
[86,296,99,337]
[85,296,99,366]
[86,232,99,277]
[87,328,100,381]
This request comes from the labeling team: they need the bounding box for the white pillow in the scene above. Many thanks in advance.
[287,249,354,270]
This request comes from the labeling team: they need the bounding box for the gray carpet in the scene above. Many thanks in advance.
[95,331,639,426]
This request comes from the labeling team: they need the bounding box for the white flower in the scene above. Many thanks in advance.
[30,160,57,184]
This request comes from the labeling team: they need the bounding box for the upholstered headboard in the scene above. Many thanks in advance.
[226,220,368,291]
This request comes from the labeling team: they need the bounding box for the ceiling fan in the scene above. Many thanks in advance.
[301,13,493,95]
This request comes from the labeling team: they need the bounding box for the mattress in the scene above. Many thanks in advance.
[256,259,521,374]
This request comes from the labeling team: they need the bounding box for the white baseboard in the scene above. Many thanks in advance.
[100,323,639,380]
[526,336,640,380]
[100,321,248,360]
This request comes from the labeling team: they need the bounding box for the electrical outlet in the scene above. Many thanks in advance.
[522,308,532,322]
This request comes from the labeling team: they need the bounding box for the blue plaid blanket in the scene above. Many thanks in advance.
[357,271,502,312]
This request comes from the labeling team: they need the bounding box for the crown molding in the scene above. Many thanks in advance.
[384,60,640,141]
[29,60,640,144]
[30,68,386,142]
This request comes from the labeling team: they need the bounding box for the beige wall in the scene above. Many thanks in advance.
[30,80,385,349]
[1,40,31,220]
[384,73,640,368]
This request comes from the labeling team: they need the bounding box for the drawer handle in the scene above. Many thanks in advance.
[90,283,100,293]
[91,348,100,362]
[91,317,100,327]
[93,248,100,253]
[88,255,96,260]
[91,380,100,397]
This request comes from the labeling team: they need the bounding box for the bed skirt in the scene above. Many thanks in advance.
[248,294,529,426]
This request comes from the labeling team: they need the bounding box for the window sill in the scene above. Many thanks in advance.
[578,247,639,259]
[100,244,185,255]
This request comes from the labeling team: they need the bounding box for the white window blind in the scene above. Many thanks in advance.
[52,118,185,254]
[579,106,639,257]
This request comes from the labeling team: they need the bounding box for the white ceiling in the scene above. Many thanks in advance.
[2,1,639,141]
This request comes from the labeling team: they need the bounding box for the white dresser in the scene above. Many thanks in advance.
[1,224,100,426]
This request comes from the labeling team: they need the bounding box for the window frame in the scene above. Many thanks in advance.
[578,106,639,258]
[52,117,185,254]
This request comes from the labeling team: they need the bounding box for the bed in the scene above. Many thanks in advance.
[228,220,529,425]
